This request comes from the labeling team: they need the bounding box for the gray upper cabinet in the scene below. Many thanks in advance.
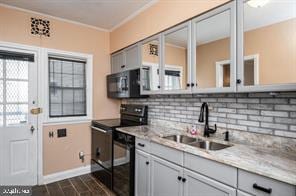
[183,169,236,196]
[135,149,150,196]
[150,155,183,196]
[111,44,140,73]
[237,0,296,92]
[125,44,140,71]
[111,51,125,73]
[191,1,236,93]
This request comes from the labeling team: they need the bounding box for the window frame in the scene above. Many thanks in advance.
[42,48,93,124]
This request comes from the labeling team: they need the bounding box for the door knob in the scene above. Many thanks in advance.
[30,126,35,132]
[31,107,43,115]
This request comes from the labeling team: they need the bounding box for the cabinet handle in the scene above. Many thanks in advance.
[121,65,125,68]
[253,183,272,194]
[236,79,241,84]
[182,178,186,182]
[146,161,149,165]
[137,143,145,147]
[177,176,182,181]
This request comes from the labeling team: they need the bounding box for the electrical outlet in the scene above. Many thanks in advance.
[57,128,67,137]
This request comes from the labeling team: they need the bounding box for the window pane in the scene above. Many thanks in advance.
[50,103,62,116]
[49,88,62,104]
[6,59,28,80]
[48,57,86,117]
[6,104,28,125]
[62,73,73,87]
[6,81,28,103]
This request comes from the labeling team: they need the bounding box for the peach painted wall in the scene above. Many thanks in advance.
[196,18,296,88]
[0,5,120,175]
[110,0,230,53]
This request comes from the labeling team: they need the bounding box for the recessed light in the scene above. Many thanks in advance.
[247,0,269,8]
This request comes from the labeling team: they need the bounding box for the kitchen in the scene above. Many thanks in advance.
[0,0,295,196]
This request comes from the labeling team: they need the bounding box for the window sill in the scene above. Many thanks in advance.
[43,116,92,126]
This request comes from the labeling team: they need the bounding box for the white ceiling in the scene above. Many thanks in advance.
[0,0,154,31]
[166,0,296,47]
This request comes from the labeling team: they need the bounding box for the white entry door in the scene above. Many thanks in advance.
[0,48,38,185]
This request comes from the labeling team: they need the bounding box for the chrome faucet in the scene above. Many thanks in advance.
[198,102,217,137]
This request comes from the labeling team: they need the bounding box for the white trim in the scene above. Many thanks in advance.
[42,48,93,124]
[43,120,91,126]
[43,165,91,184]
[110,0,159,31]
[0,3,109,32]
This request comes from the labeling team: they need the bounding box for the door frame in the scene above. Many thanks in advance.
[0,41,44,185]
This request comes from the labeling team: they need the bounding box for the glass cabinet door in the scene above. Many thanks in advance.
[192,2,236,92]
[163,22,191,92]
[237,0,296,91]
[141,36,161,93]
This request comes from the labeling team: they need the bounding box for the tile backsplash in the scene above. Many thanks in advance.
[124,92,296,139]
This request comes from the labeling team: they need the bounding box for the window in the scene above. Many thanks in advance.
[48,57,87,118]
[164,70,181,90]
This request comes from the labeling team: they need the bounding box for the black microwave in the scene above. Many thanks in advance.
[107,69,146,99]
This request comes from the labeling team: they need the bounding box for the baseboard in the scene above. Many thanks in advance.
[43,165,91,184]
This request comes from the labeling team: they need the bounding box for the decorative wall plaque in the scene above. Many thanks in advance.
[149,44,158,56]
[31,17,50,37]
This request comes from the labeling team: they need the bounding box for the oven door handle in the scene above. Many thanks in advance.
[90,126,107,133]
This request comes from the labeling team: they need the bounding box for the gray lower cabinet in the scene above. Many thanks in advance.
[150,155,183,196]
[183,169,236,196]
[135,149,150,196]
[237,190,253,196]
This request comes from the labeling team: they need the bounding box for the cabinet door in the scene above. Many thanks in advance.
[150,155,183,196]
[135,150,150,196]
[125,44,140,71]
[111,51,125,73]
[183,169,236,196]
[237,0,296,92]
[237,190,253,196]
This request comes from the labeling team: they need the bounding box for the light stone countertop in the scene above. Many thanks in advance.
[116,125,296,186]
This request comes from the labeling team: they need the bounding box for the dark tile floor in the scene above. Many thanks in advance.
[32,174,114,196]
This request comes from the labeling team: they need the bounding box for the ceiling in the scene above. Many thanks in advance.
[0,0,154,31]
[166,0,296,47]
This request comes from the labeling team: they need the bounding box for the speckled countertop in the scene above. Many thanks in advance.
[117,125,296,186]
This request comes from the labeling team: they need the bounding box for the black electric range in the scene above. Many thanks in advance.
[91,104,147,196]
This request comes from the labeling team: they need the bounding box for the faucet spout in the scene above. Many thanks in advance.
[198,102,217,137]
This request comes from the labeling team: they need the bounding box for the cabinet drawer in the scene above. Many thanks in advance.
[238,169,296,196]
[136,138,150,153]
[184,153,237,187]
[150,142,183,166]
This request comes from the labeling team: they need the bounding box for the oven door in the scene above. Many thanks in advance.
[113,131,135,196]
[107,72,129,98]
[91,126,113,188]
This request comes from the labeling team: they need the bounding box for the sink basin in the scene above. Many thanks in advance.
[163,135,196,144]
[189,140,231,151]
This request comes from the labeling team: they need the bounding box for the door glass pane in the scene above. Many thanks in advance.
[6,59,28,80]
[6,81,28,103]
[164,26,189,90]
[195,10,231,88]
[141,39,160,91]
[243,0,296,86]
[6,104,28,125]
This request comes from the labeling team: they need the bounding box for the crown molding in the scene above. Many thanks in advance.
[110,0,159,32]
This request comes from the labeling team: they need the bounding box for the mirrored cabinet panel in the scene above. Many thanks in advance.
[193,2,235,91]
[163,22,190,91]
[141,36,161,92]
[240,0,296,87]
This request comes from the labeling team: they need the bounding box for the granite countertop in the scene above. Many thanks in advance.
[117,125,296,186]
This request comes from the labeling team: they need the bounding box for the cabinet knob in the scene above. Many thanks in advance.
[182,178,186,182]
[177,176,182,181]
[146,161,149,165]
[157,85,160,89]
[236,79,241,84]
[121,65,125,68]
[186,83,190,87]
[191,83,195,87]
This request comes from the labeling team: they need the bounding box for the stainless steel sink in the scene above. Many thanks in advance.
[189,140,231,151]
[163,135,196,144]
